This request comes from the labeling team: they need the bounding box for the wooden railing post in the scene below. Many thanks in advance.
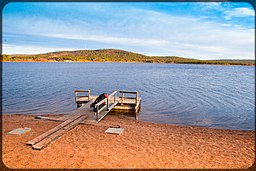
[121,92,124,105]
[96,106,99,121]
[136,91,138,107]
[74,89,90,103]
[74,91,77,102]
[88,90,90,100]
[107,98,109,111]
[114,93,116,104]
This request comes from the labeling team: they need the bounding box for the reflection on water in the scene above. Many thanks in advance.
[2,62,255,130]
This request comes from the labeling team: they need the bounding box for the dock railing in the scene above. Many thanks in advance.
[94,91,118,122]
[119,90,140,108]
[74,90,90,103]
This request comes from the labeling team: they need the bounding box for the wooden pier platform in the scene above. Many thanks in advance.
[27,90,141,150]
[75,90,141,112]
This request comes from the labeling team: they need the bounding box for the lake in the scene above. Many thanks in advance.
[2,62,255,130]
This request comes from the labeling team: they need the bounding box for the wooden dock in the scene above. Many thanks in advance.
[75,90,141,112]
[27,90,141,150]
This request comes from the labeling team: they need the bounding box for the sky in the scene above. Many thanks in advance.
[2,2,255,60]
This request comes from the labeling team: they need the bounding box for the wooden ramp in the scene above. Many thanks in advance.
[27,102,93,150]
[27,91,119,150]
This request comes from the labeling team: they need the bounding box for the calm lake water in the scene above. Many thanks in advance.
[2,62,255,130]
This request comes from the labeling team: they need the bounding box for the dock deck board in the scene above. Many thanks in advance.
[76,96,138,106]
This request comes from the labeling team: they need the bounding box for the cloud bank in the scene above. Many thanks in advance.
[2,2,255,60]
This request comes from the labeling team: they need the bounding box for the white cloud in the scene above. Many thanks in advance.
[2,44,77,54]
[46,33,169,47]
[224,7,255,19]
[200,2,223,10]
[3,6,255,59]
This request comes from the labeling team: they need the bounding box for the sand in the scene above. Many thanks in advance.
[2,114,255,169]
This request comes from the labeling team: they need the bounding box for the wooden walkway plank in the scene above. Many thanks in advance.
[32,115,87,150]
[26,112,87,146]
[60,98,96,120]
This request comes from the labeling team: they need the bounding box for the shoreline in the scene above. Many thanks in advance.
[3,113,255,132]
[2,61,254,66]
[2,114,255,169]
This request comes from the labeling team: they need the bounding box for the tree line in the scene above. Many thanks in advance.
[1,49,254,66]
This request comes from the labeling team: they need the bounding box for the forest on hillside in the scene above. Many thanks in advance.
[2,49,255,66]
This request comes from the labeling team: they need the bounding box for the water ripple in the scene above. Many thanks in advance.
[2,62,255,130]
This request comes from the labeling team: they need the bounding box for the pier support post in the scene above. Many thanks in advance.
[96,106,99,121]
[135,112,138,123]
[135,91,139,107]
[77,103,81,108]
[121,92,124,105]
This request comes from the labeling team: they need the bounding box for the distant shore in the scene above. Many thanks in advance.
[2,114,255,169]
[2,60,255,66]
[2,49,255,66]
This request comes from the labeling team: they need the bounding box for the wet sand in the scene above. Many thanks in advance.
[2,114,255,169]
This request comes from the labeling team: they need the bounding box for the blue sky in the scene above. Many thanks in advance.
[2,2,255,59]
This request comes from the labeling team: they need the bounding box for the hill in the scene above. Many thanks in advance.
[2,49,254,66]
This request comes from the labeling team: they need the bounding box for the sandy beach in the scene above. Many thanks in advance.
[2,114,255,169]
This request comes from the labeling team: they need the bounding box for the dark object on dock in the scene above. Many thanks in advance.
[90,93,108,112]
